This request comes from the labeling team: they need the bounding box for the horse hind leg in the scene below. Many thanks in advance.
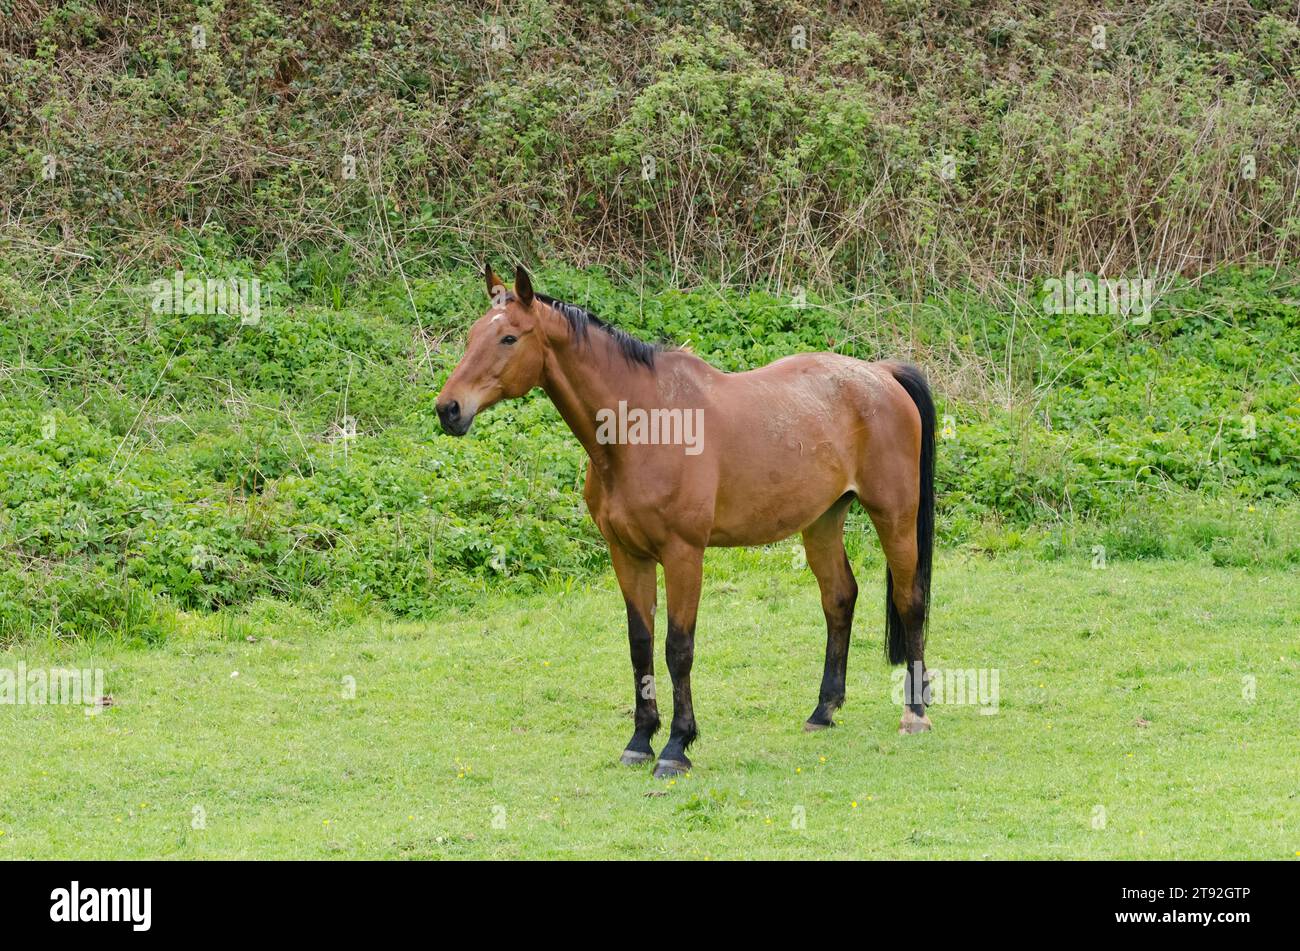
[802,500,857,731]
[865,361,937,734]
[870,510,932,734]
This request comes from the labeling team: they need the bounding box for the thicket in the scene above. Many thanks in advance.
[3,1,1300,288]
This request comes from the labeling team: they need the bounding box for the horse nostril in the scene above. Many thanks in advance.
[439,400,460,420]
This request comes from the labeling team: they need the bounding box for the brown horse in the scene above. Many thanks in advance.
[438,265,936,778]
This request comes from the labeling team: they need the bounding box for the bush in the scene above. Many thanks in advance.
[0,556,171,646]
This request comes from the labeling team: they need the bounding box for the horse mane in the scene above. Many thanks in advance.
[536,293,663,370]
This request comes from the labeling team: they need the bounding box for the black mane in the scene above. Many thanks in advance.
[536,293,661,369]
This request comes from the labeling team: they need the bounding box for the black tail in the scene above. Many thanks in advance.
[885,363,935,665]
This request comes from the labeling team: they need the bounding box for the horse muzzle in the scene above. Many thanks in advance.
[436,399,474,436]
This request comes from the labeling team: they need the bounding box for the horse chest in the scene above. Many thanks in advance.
[589,496,641,546]
[585,486,665,555]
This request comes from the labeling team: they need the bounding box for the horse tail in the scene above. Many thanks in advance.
[884,363,935,665]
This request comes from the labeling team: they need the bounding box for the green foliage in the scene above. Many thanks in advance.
[0,554,170,647]
[1,262,1298,642]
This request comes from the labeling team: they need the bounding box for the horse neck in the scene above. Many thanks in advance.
[538,305,651,466]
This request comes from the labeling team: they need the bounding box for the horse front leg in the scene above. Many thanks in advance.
[610,543,660,766]
[654,541,703,779]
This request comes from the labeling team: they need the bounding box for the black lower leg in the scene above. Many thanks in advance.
[623,599,660,760]
[903,660,929,717]
[902,601,928,718]
[808,606,853,726]
[657,618,697,768]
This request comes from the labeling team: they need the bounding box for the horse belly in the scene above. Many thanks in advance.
[707,465,853,547]
[708,515,829,547]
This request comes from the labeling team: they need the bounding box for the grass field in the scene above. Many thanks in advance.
[2,550,1297,860]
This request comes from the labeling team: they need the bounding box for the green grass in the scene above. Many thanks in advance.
[2,550,1297,859]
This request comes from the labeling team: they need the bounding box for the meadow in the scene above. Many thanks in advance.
[2,550,1296,860]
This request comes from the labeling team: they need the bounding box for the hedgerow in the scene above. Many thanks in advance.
[3,1,1300,288]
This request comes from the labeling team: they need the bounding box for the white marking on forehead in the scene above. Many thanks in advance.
[490,314,503,322]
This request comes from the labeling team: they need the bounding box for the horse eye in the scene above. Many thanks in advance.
[501,335,517,345]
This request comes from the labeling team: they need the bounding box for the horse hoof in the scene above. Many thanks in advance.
[620,749,654,766]
[803,719,833,732]
[653,759,692,779]
[898,710,933,735]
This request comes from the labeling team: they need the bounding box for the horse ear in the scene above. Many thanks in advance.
[514,265,534,308]
[484,260,506,302]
